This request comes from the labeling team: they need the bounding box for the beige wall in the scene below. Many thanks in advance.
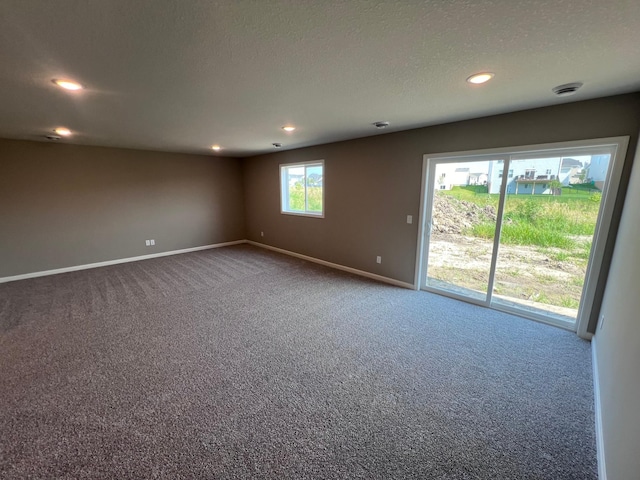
[0,139,245,277]
[243,94,640,295]
[2,94,638,304]
[593,136,640,480]
[2,95,639,478]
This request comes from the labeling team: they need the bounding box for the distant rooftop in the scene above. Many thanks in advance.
[561,158,583,167]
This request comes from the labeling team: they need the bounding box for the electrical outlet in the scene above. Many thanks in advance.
[407,215,413,224]
[376,256,382,264]
[145,240,150,246]
[150,239,155,246]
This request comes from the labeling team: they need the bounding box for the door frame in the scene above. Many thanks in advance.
[414,137,629,337]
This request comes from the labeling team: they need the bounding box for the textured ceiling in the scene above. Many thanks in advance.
[1,0,639,157]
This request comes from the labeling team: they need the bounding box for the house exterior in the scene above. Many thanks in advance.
[434,165,471,190]
[469,172,488,185]
[487,157,586,195]
[561,158,584,184]
[586,154,611,189]
[452,167,470,186]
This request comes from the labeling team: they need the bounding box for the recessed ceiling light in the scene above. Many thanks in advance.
[52,79,84,91]
[466,72,495,85]
[211,145,222,151]
[273,143,282,148]
[282,125,296,132]
[53,127,72,136]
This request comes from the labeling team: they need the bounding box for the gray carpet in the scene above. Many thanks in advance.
[0,244,596,479]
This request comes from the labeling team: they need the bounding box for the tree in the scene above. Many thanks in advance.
[549,179,562,196]
[577,169,587,184]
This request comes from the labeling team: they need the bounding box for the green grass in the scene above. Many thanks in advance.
[536,274,557,284]
[441,185,496,207]
[551,251,570,262]
[446,184,600,204]
[433,185,601,312]
[472,221,576,248]
[288,183,323,212]
[531,290,550,304]
[441,186,600,249]
[571,277,585,287]
[575,242,593,260]
[561,297,580,309]
[563,182,602,196]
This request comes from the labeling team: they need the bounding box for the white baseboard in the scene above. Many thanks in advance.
[0,240,247,283]
[592,337,607,480]
[1,239,414,290]
[247,240,415,290]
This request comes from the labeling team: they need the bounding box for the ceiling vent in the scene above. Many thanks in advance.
[373,121,389,129]
[552,82,583,97]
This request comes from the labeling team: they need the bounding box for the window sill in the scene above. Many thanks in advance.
[281,211,324,219]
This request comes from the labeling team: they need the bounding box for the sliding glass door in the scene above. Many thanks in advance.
[424,159,503,303]
[419,138,628,332]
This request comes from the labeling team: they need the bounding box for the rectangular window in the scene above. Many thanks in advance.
[508,169,514,178]
[498,169,503,178]
[280,161,324,217]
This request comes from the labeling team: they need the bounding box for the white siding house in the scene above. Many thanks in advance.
[586,154,610,189]
[434,165,471,190]
[469,172,488,185]
[487,157,586,195]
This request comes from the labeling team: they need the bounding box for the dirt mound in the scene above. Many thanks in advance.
[432,193,497,234]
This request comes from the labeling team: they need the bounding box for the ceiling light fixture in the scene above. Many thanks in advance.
[282,126,296,132]
[466,72,495,84]
[373,121,389,129]
[211,145,222,151]
[52,79,84,91]
[53,127,72,136]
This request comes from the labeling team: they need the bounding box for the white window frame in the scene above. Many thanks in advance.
[280,160,324,218]
[416,136,629,338]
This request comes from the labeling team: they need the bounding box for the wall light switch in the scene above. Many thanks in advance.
[407,215,413,224]
[261,231,264,237]
[150,239,155,246]
[145,240,150,246]
[376,256,382,264]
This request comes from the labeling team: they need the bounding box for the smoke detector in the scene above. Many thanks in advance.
[373,121,390,129]
[552,82,583,97]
